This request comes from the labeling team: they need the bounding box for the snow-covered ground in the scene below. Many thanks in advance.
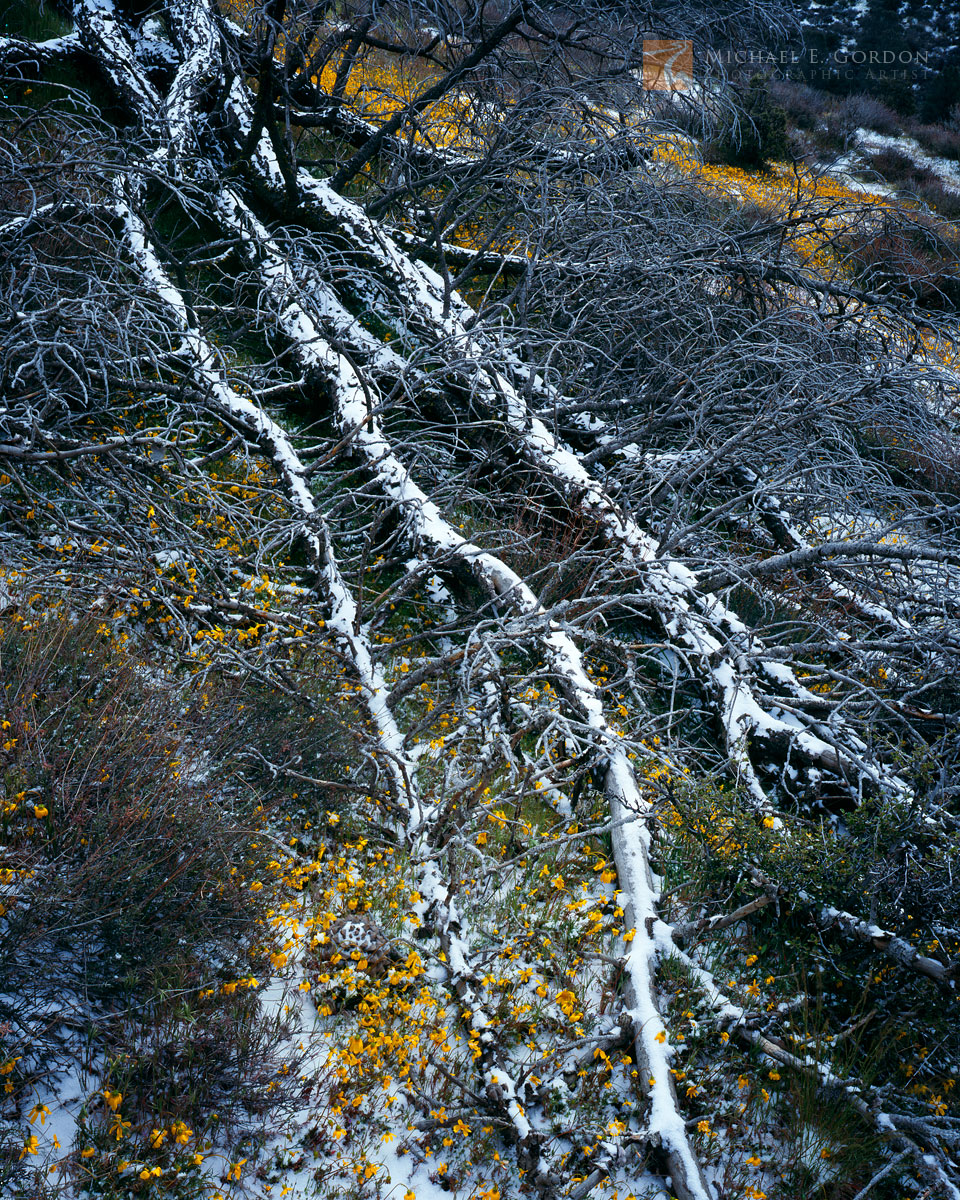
[856,128,960,195]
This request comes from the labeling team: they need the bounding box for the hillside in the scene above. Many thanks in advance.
[790,0,959,120]
[1,2,960,1199]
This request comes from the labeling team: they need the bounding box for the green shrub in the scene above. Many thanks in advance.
[704,75,789,169]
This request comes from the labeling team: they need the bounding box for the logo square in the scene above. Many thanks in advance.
[643,39,693,90]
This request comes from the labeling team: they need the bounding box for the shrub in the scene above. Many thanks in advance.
[653,776,957,1200]
[839,220,960,311]
[833,94,901,137]
[863,145,930,187]
[0,612,321,1184]
[862,148,960,222]
[703,74,789,169]
[766,79,828,132]
[907,122,960,162]
[915,178,960,221]
[809,95,902,153]
[0,614,267,1000]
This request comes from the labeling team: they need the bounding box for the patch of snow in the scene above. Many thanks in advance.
[857,128,960,195]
